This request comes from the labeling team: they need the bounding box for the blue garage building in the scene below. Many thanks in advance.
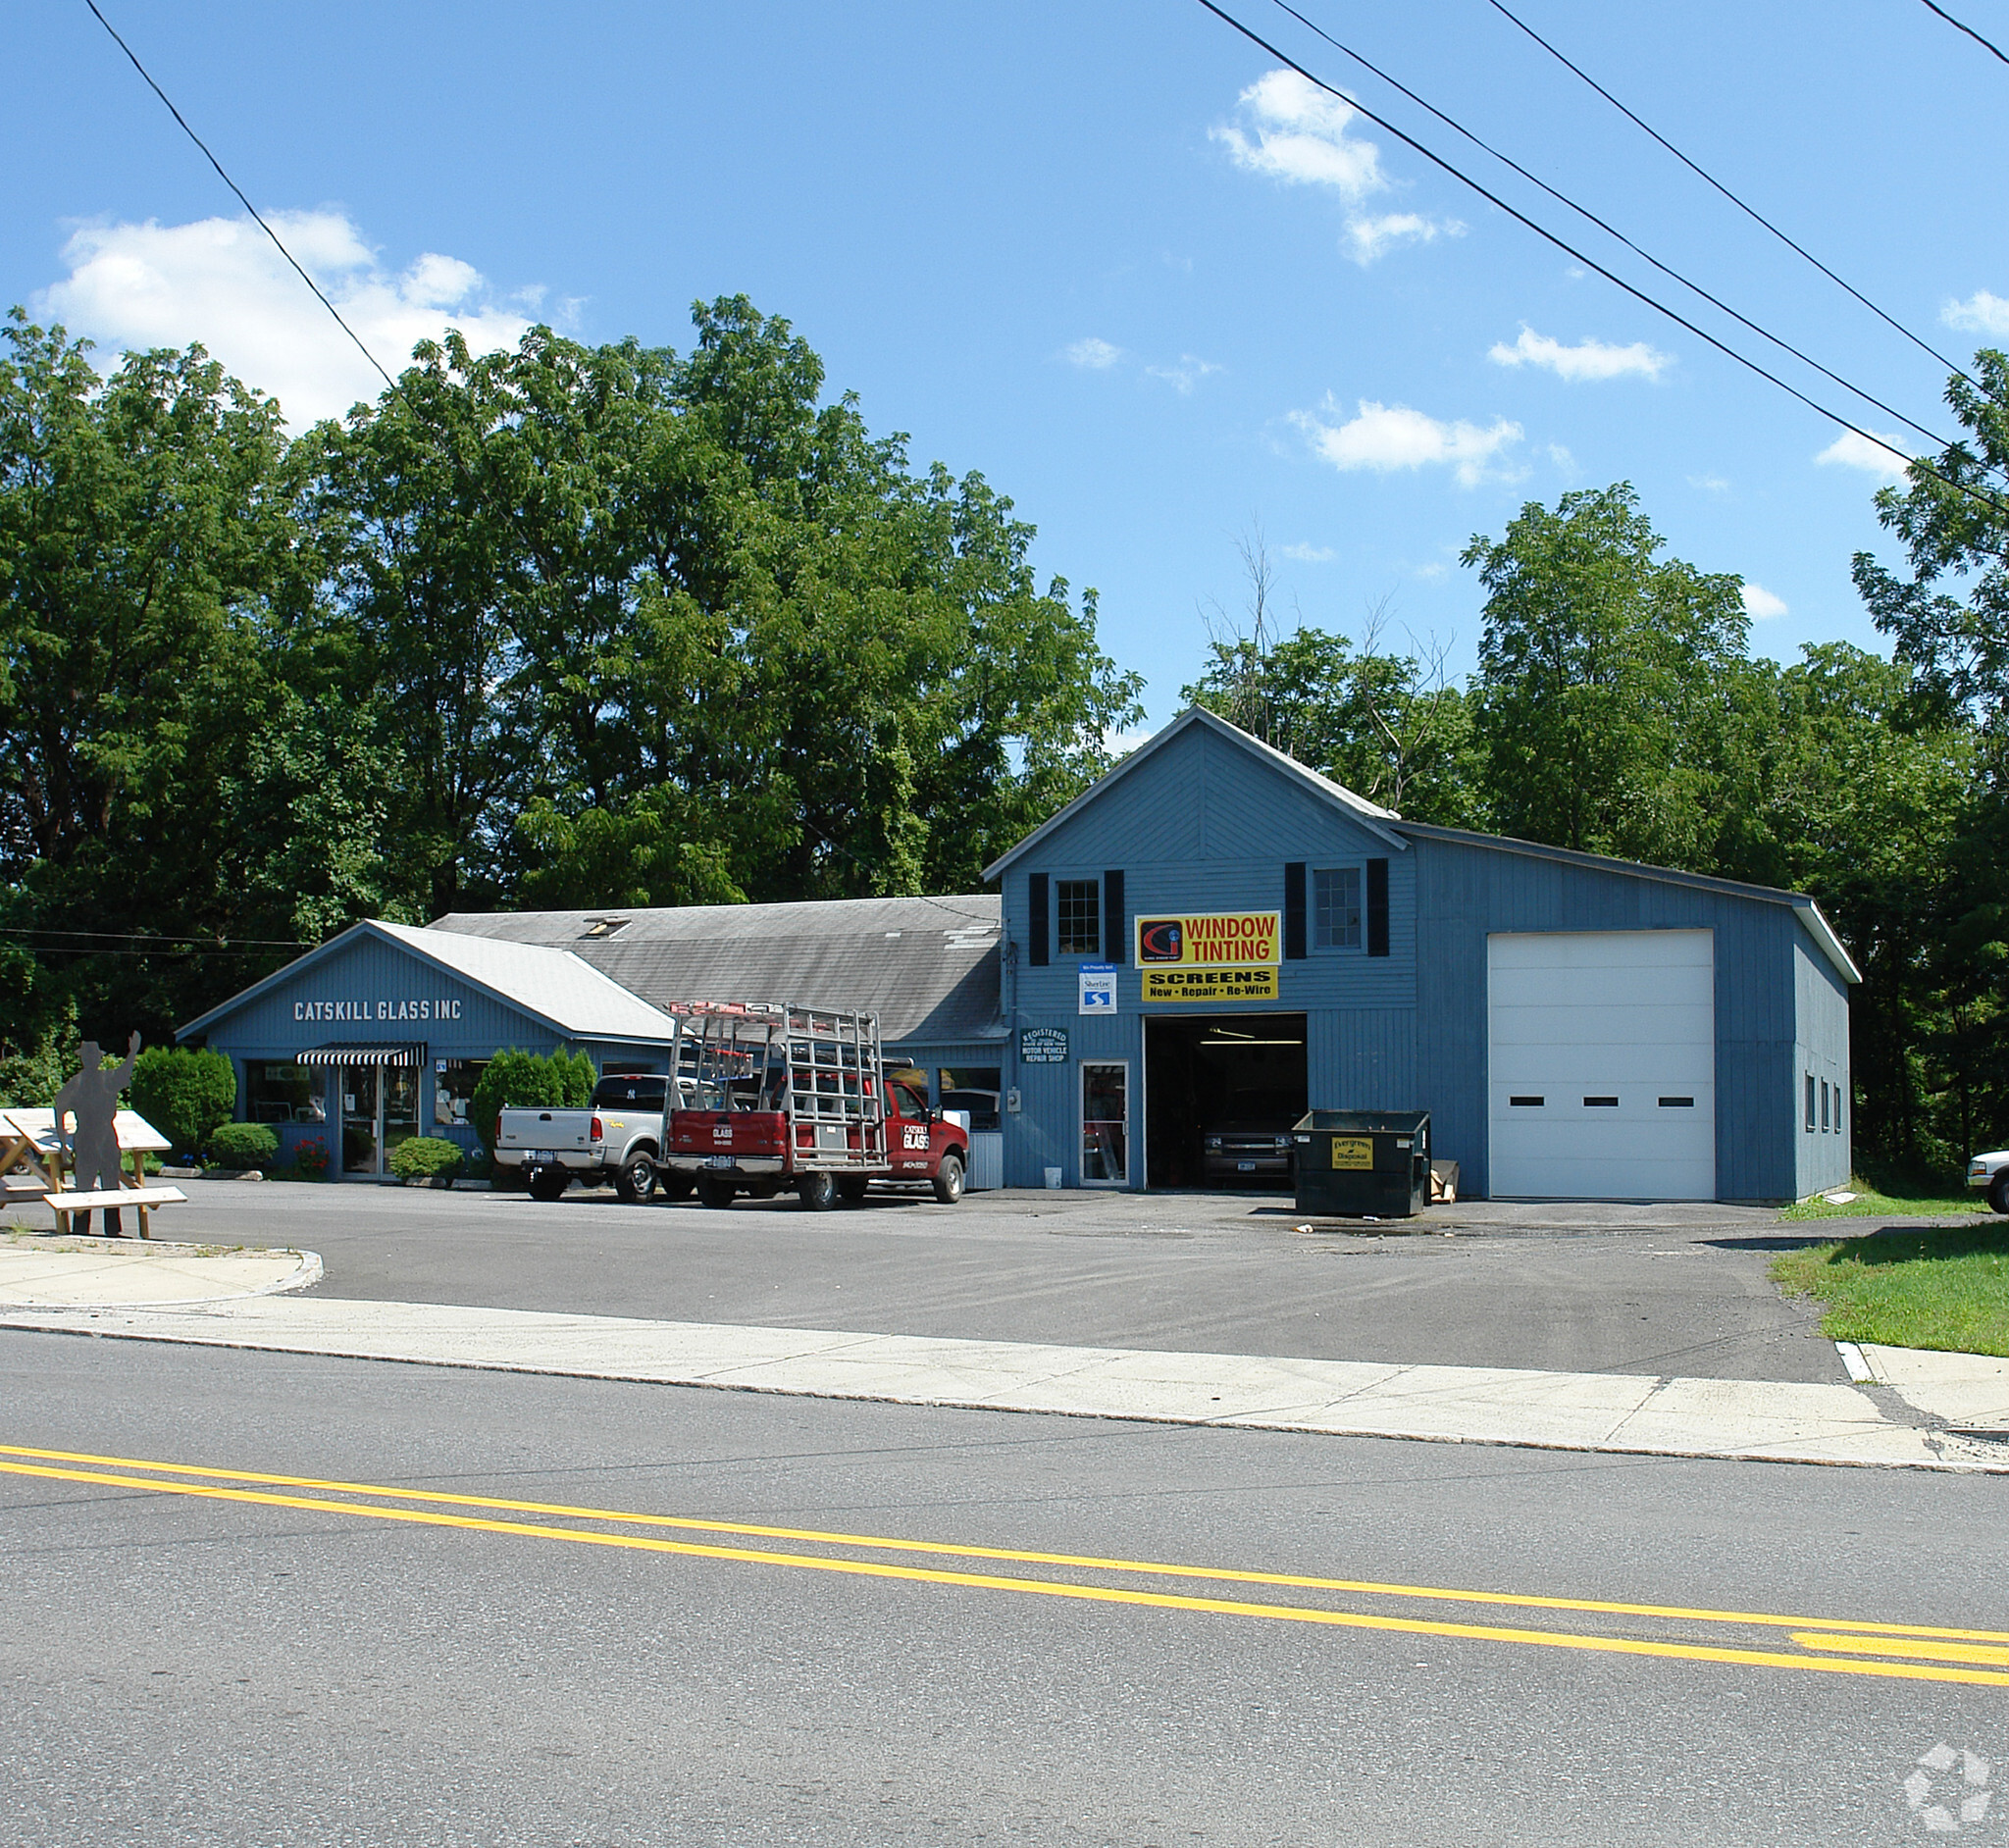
[983,708,1856,1204]
[180,708,1854,1203]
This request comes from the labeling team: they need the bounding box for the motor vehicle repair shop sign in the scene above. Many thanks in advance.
[1133,910,1280,1003]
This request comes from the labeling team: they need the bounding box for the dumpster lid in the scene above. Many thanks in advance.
[1293,1109,1429,1135]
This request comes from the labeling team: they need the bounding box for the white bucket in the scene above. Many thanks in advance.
[1043,1166,1063,1190]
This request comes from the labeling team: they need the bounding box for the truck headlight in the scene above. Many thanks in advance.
[1204,1136,1222,1149]
[1274,1135,1293,1149]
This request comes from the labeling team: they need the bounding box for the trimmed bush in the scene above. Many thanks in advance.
[131,1047,236,1158]
[469,1050,597,1158]
[205,1120,278,1169]
[388,1136,463,1182]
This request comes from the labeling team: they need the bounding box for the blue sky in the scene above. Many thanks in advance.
[11,0,2009,729]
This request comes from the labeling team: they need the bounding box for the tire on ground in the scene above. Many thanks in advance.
[613,1152,657,1205]
[798,1170,838,1211]
[932,1153,965,1205]
[1991,1171,2009,1216]
[528,1166,568,1203]
[658,1171,695,1202]
[836,1175,869,1204]
[695,1172,737,1210]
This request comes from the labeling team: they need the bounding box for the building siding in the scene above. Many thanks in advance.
[1793,934,1854,1199]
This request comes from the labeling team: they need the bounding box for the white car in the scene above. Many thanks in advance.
[1968,1150,2009,1214]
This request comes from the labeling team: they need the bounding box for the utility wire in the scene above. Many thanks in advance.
[1262,0,1973,463]
[1483,0,1976,386]
[1195,0,2006,515]
[80,0,394,390]
[0,927,314,948]
[1918,0,2009,65]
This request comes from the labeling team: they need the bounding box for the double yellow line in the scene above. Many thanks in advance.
[6,1442,2006,1686]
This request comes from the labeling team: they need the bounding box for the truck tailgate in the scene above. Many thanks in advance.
[497,1109,595,1155]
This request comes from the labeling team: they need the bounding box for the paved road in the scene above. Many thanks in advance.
[107,1180,1846,1382]
[4,1329,2003,1846]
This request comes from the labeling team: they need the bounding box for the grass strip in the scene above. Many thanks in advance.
[1782,1179,1987,1221]
[1773,1224,2009,1357]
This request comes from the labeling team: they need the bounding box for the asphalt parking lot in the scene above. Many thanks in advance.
[22,1178,1859,1384]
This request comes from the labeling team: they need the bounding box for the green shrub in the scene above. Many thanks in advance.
[469,1049,597,1158]
[131,1047,236,1158]
[0,1001,79,1109]
[388,1136,464,1181]
[205,1120,278,1168]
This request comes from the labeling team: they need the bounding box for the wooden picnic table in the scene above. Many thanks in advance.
[0,1107,179,1238]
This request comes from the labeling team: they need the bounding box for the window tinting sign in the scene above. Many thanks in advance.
[1019,1027,1069,1064]
[1078,965,1117,1015]
[1133,911,1280,969]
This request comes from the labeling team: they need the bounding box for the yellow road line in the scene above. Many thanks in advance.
[5,1455,2009,1688]
[1,1441,2001,1648]
[1793,1632,2009,1668]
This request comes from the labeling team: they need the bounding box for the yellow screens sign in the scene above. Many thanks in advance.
[1140,967,1280,1003]
[1330,1136,1373,1170]
[1135,909,1280,1005]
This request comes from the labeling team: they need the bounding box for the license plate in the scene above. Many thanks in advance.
[704,1155,736,1169]
[1237,1160,1257,1171]
[532,1150,556,1164]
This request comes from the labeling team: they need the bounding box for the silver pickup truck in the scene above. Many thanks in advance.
[495,1073,691,1205]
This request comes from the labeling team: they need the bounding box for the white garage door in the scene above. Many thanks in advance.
[1488,930,1716,1201]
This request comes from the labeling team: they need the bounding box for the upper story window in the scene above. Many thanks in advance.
[1056,879,1101,957]
[1314,866,1363,950]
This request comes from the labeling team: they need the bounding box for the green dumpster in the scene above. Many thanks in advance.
[1292,1110,1430,1218]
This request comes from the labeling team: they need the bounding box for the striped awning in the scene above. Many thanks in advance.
[295,1043,427,1068]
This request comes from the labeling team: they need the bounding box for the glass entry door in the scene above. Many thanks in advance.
[341,1066,380,1175]
[1081,1061,1129,1187]
[383,1068,419,1167]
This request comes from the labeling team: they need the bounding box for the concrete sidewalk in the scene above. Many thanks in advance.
[0,1236,321,1309]
[4,1291,2004,1473]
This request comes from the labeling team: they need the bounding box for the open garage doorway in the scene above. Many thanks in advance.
[1144,1014,1308,1189]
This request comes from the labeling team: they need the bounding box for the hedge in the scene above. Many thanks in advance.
[206,1120,279,1168]
[388,1136,464,1181]
[469,1050,595,1159]
[131,1047,237,1158]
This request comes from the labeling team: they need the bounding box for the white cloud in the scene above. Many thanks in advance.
[1291,396,1522,487]
[1211,69,1384,200]
[1741,582,1788,620]
[1487,325,1670,382]
[1103,725,1158,758]
[1412,560,1448,581]
[1280,541,1335,562]
[1546,442,1576,471]
[1344,212,1461,266]
[37,211,535,428]
[1943,290,2009,334]
[1689,473,1731,493]
[1815,428,1911,482]
[1146,353,1221,393]
[1065,335,1122,369]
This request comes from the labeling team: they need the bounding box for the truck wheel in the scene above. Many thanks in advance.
[931,1154,965,1205]
[836,1175,869,1204]
[613,1154,657,1205]
[695,1173,737,1210]
[528,1167,569,1203]
[798,1171,838,1212]
[659,1172,694,1202]
[1991,1172,2009,1216]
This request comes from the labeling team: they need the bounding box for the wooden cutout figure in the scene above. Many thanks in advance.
[53,1032,140,1237]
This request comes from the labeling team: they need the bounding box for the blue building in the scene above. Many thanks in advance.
[983,708,1856,1204]
[180,709,1855,1203]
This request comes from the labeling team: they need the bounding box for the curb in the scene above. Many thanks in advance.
[0,1245,323,1313]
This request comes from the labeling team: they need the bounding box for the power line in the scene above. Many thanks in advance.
[1918,0,2009,66]
[1194,0,2007,515]
[0,927,314,948]
[1262,0,1973,463]
[80,0,394,390]
[1483,0,1976,385]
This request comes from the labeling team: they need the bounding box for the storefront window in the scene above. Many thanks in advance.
[937,1067,1002,1131]
[244,1060,328,1126]
[433,1059,488,1128]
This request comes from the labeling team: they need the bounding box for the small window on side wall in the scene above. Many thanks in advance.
[1056,879,1101,957]
[1805,1073,1817,1131]
[1314,866,1363,950]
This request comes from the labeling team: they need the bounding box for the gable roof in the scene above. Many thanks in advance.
[430,894,1004,1044]
[177,918,686,1045]
[981,705,1408,880]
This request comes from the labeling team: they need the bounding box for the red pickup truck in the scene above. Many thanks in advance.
[659,1001,969,1211]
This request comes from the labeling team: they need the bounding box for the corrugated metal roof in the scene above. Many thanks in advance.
[428,895,1004,1044]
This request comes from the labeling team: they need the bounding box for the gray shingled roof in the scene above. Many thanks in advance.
[429,895,1004,1044]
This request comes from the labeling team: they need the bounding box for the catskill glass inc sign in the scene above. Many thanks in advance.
[292,998,465,1023]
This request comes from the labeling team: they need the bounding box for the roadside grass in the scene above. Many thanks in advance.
[1781,1175,1986,1220]
[1772,1224,2009,1357]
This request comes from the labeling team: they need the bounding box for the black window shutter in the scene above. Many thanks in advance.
[1028,873,1050,966]
[1283,862,1307,960]
[1365,858,1389,957]
[1103,870,1125,964]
